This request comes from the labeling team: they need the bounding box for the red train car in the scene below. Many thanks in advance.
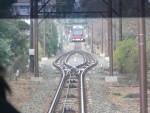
[71,25,85,42]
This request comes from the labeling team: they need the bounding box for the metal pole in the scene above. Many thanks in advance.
[101,18,103,53]
[113,0,117,50]
[114,18,116,50]
[30,0,34,73]
[30,0,34,18]
[43,20,46,56]
[43,0,46,57]
[29,19,34,73]
[33,19,39,77]
[33,0,39,77]
[138,0,147,112]
[108,0,113,76]
[119,0,122,41]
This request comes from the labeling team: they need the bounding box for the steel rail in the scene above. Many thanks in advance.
[79,51,97,113]
[48,68,65,113]
[80,71,85,113]
[61,70,72,113]
[48,52,72,113]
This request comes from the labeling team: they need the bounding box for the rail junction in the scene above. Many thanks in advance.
[47,50,97,113]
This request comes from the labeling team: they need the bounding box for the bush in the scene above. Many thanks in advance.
[0,35,14,64]
[0,20,30,77]
[114,38,138,74]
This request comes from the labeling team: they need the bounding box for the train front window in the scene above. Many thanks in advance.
[73,29,83,35]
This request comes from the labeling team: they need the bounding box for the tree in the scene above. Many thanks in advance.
[114,38,138,73]
[0,19,30,74]
[0,33,14,64]
[0,20,22,56]
[17,20,30,31]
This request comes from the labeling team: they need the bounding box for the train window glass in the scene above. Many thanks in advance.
[73,29,83,35]
[0,0,149,113]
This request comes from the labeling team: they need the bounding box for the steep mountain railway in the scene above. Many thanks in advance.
[47,50,97,113]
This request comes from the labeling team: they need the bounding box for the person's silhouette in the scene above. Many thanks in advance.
[0,65,20,113]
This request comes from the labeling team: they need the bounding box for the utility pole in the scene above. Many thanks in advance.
[43,20,46,56]
[43,0,46,57]
[138,0,147,113]
[113,0,117,50]
[33,19,39,77]
[119,0,122,41]
[32,0,39,77]
[108,0,113,76]
[101,18,104,53]
[29,0,34,73]
[29,19,34,73]
[114,18,117,50]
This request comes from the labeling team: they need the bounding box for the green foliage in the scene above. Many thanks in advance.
[0,33,14,64]
[125,44,138,74]
[114,38,138,73]
[0,20,21,55]
[17,20,30,31]
[0,19,29,67]
[114,36,150,82]
[1,20,29,52]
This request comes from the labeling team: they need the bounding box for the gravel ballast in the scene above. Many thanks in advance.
[85,54,148,113]
[19,58,61,113]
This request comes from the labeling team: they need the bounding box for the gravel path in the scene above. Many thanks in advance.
[20,58,61,113]
[86,70,120,113]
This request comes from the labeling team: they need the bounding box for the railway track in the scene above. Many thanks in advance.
[47,50,97,113]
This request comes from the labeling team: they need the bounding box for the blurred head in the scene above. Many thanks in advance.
[0,65,11,100]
